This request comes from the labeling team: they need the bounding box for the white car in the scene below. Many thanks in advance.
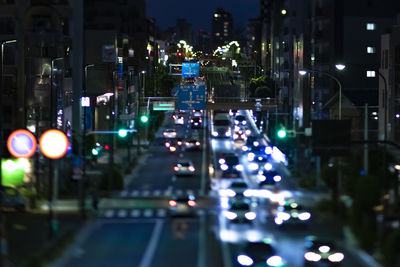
[173,160,196,176]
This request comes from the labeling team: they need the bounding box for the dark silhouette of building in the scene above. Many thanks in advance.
[212,8,233,48]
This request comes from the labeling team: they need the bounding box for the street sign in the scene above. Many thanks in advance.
[7,129,37,158]
[153,101,175,111]
[182,63,199,78]
[39,129,69,159]
[178,84,206,110]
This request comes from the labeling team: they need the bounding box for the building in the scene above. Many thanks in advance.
[247,18,261,67]
[175,18,193,44]
[379,20,400,143]
[212,8,233,48]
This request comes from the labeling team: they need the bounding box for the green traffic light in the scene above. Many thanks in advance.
[277,129,287,138]
[91,148,99,156]
[140,115,149,123]
[118,129,128,137]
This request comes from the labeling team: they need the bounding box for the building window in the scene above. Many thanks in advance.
[367,46,375,54]
[215,33,220,36]
[366,23,376,30]
[366,70,376,77]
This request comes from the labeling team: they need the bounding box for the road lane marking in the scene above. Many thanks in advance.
[143,209,153,217]
[130,209,140,217]
[138,219,164,267]
[117,209,127,218]
[197,214,207,267]
[130,190,139,197]
[156,209,166,217]
[104,209,115,218]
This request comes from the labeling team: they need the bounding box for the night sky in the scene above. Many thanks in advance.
[147,0,260,33]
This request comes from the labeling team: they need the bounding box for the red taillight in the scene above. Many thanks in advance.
[169,200,177,206]
[163,132,167,136]
[173,166,180,171]
[188,200,196,207]
[177,141,182,145]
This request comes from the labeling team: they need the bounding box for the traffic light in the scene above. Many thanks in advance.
[91,148,99,156]
[277,129,287,139]
[140,115,149,123]
[118,129,128,137]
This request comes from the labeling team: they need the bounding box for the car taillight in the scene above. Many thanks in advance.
[170,146,176,152]
[199,119,202,123]
[185,142,190,146]
[190,119,193,123]
[188,166,195,172]
[169,200,177,206]
[174,166,180,171]
[196,142,200,146]
[188,200,196,207]
[177,141,182,145]
[163,132,167,136]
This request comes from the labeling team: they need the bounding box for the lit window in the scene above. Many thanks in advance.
[367,46,375,54]
[215,33,220,36]
[224,33,228,36]
[366,71,376,77]
[366,23,376,30]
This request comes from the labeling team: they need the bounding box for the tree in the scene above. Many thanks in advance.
[249,75,275,97]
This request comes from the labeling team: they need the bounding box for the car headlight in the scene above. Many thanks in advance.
[265,146,273,154]
[249,163,259,171]
[220,164,229,171]
[243,189,254,197]
[253,141,259,146]
[277,212,291,221]
[266,255,283,267]
[242,120,247,125]
[225,131,231,137]
[235,164,244,171]
[219,189,236,197]
[273,175,282,182]
[234,120,239,125]
[212,131,219,137]
[245,129,251,135]
[242,145,249,151]
[233,134,238,139]
[219,158,226,164]
[237,255,253,266]
[245,211,256,220]
[264,163,273,171]
[257,174,266,182]
[247,152,255,161]
[224,211,238,220]
[304,252,322,262]
[328,252,344,262]
[298,212,311,221]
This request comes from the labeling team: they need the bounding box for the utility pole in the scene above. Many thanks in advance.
[364,104,369,175]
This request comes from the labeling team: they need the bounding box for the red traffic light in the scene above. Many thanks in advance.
[104,145,109,150]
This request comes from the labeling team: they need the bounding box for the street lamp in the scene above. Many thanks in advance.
[298,65,345,119]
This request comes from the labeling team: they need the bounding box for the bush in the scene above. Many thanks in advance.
[381,229,400,267]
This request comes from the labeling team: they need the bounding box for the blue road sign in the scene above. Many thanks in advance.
[178,84,206,110]
[182,63,199,78]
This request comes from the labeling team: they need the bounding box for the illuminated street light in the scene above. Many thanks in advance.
[335,64,346,71]
[281,9,287,15]
[298,70,307,76]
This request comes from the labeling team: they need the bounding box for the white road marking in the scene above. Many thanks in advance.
[130,209,140,217]
[130,190,139,197]
[117,209,127,218]
[104,209,115,218]
[156,209,167,217]
[143,209,153,217]
[138,220,164,267]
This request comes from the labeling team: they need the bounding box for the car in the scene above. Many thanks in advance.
[0,186,26,211]
[218,153,243,178]
[257,169,282,187]
[304,236,345,266]
[174,116,184,125]
[229,181,249,197]
[223,200,256,224]
[237,241,284,267]
[173,160,196,176]
[274,200,311,227]
[163,129,177,138]
[193,110,203,117]
[190,117,202,128]
[234,115,247,126]
[185,139,201,150]
[211,119,232,138]
[168,195,197,216]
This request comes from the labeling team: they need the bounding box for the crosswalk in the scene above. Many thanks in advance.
[100,208,205,219]
[114,189,218,198]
